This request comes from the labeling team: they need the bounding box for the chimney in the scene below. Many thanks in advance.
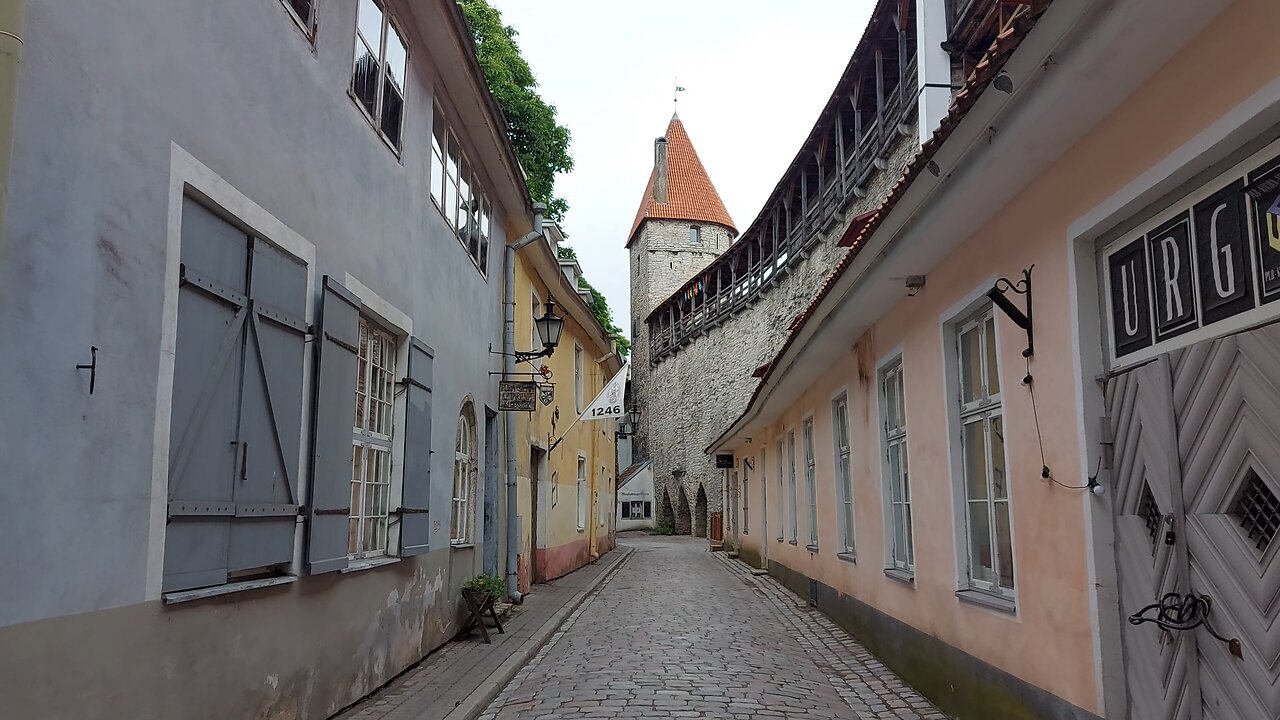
[653,137,669,204]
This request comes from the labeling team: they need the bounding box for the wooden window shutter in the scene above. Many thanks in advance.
[228,238,307,575]
[396,337,434,556]
[306,276,361,574]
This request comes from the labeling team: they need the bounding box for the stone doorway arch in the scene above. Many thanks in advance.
[676,485,692,535]
[658,487,675,529]
[694,484,708,538]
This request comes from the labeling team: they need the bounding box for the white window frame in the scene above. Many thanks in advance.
[832,391,855,556]
[742,460,750,534]
[953,306,1014,597]
[451,401,479,546]
[802,417,818,547]
[280,0,317,39]
[429,102,492,277]
[690,226,701,245]
[598,465,607,528]
[531,290,543,355]
[880,359,913,574]
[349,317,398,559]
[577,455,588,530]
[776,438,785,542]
[787,430,799,543]
[350,0,408,152]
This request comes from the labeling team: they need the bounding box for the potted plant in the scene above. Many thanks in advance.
[461,573,504,604]
[459,574,506,643]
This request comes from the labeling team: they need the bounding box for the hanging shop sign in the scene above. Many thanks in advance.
[1105,148,1280,362]
[499,380,538,412]
[539,383,555,407]
[578,365,628,421]
[715,454,735,469]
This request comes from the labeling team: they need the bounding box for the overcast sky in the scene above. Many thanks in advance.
[492,1,877,335]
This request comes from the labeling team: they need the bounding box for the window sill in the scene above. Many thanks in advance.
[805,544,820,553]
[341,556,401,574]
[163,575,297,605]
[884,568,915,586]
[346,89,404,161]
[450,542,475,550]
[788,540,798,546]
[955,588,1016,615]
[776,537,785,543]
[836,552,857,564]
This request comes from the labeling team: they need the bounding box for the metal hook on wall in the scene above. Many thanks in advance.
[76,346,98,395]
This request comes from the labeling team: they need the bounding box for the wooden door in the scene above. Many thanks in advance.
[1108,323,1280,719]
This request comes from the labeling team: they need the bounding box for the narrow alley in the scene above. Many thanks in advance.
[480,536,947,720]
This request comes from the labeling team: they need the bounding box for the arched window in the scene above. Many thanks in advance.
[451,401,477,545]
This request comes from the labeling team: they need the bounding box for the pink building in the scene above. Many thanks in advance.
[711,1,1280,718]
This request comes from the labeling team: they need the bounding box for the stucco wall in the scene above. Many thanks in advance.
[733,0,1280,714]
[0,0,514,716]
[513,258,618,587]
[629,131,919,537]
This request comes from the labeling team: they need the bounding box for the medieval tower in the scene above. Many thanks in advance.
[628,115,736,536]
[628,67,921,544]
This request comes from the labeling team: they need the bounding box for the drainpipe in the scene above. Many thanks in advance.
[503,202,545,603]
[0,0,24,263]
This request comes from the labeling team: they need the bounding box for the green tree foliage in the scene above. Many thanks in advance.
[458,0,573,221]
[558,246,631,359]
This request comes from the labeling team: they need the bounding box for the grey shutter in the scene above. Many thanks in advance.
[164,199,250,592]
[397,337,434,556]
[306,276,360,574]
[644,501,652,518]
[229,237,307,574]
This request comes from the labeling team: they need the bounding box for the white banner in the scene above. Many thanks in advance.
[579,365,628,422]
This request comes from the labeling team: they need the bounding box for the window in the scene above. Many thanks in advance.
[742,462,750,534]
[803,418,818,546]
[787,431,798,543]
[282,0,316,36]
[429,103,492,275]
[451,402,478,545]
[832,394,855,554]
[882,362,912,571]
[776,439,785,541]
[957,308,1012,594]
[624,500,646,519]
[350,319,397,558]
[574,344,585,412]
[690,226,701,245]
[577,456,587,530]
[351,0,407,150]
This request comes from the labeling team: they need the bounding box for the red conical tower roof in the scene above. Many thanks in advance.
[626,116,736,247]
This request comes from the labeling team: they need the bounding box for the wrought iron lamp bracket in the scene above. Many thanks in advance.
[987,265,1035,358]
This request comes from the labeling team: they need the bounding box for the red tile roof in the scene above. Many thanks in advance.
[626,116,736,247]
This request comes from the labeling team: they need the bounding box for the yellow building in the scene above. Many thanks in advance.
[512,222,624,590]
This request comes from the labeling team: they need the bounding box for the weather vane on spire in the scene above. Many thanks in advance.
[673,79,685,112]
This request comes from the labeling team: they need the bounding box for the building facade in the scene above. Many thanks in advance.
[511,224,622,591]
[617,460,655,532]
[0,0,548,717]
[713,1,1280,719]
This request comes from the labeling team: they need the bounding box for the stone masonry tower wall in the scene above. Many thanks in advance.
[629,110,920,539]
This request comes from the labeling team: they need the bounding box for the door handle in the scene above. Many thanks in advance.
[240,441,249,482]
[1128,592,1242,658]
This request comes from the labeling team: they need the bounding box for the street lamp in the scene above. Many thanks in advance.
[616,406,642,438]
[515,295,565,364]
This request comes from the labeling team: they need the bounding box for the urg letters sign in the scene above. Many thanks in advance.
[1107,152,1280,359]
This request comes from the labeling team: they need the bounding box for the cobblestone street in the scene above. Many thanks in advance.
[481,535,948,719]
